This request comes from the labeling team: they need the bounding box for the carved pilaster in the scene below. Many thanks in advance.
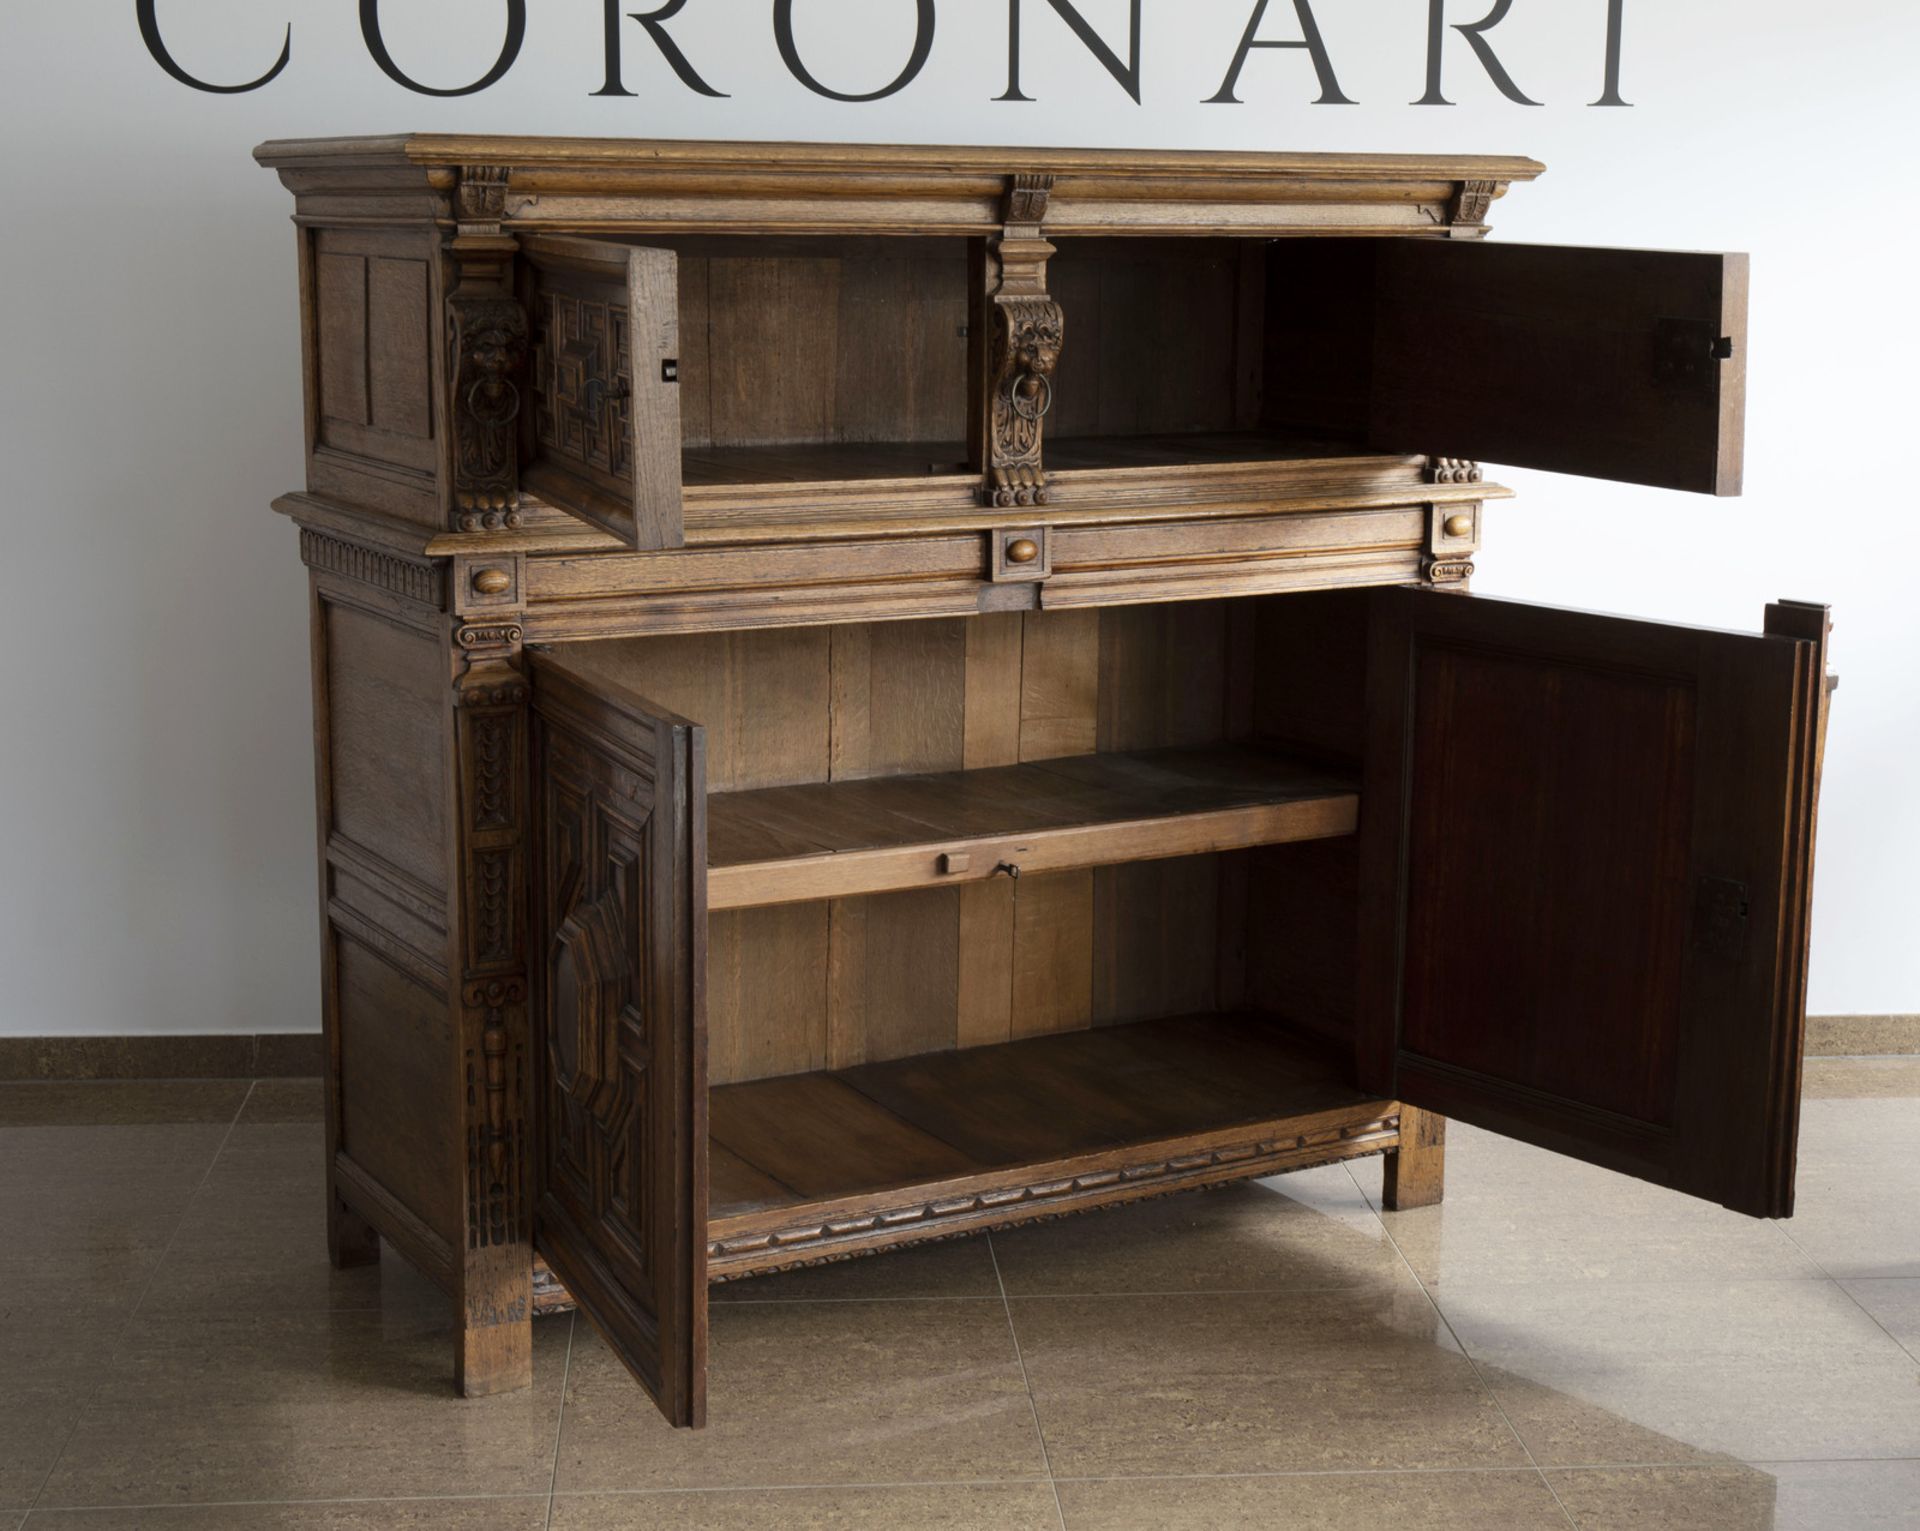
[984,174,1064,510]
[448,165,529,535]
[450,612,533,1392]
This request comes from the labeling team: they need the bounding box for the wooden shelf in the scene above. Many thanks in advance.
[679,431,1374,489]
[706,1012,1399,1279]
[706,743,1358,911]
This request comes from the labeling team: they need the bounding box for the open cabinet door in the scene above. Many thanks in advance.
[521,235,684,550]
[529,649,707,1426]
[1369,242,1747,495]
[1358,589,1829,1217]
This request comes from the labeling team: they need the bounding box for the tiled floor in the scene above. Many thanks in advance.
[3,1060,1918,1530]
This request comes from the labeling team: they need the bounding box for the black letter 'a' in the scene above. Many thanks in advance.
[360,0,526,98]
[999,0,1143,105]
[1415,0,1541,106]
[138,0,290,93]
[1206,0,1353,105]
[775,0,935,102]
[595,0,728,98]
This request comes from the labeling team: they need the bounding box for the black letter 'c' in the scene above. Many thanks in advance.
[774,0,935,102]
[360,0,527,97]
[138,0,290,93]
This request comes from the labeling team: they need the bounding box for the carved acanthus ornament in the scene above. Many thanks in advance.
[985,173,1065,509]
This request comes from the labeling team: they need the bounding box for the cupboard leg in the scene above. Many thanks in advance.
[1382,1106,1447,1210]
[326,1191,380,1270]
[455,1300,533,1399]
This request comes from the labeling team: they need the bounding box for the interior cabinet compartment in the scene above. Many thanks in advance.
[1045,236,1748,494]
[664,234,973,485]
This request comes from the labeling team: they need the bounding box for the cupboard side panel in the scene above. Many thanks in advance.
[311,578,459,1271]
[305,226,444,526]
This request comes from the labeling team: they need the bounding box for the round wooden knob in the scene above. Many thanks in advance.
[472,568,513,596]
[1006,538,1040,566]
[1443,514,1475,539]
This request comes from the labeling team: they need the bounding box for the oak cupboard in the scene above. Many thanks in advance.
[253,135,1830,1427]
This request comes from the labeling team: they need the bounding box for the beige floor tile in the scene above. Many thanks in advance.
[554,1302,1045,1493]
[1783,1099,1920,1277]
[1550,1461,1920,1530]
[0,1316,118,1511]
[1843,1278,1920,1360]
[990,1172,1414,1297]
[1437,1279,1920,1464]
[1801,1057,1920,1098]
[551,1483,1062,1529]
[1369,1132,1820,1288]
[711,1235,1001,1303]
[1056,1470,1569,1529]
[1012,1288,1524,1477]
[37,1310,571,1508]
[136,1125,445,1315]
[0,1119,233,1313]
[23,1501,549,1529]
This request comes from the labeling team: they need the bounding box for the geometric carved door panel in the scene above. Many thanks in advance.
[528,649,707,1427]
[1358,589,1830,1219]
[520,236,684,552]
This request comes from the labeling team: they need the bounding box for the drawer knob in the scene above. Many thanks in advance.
[1006,538,1040,565]
[1443,514,1475,539]
[472,568,513,596]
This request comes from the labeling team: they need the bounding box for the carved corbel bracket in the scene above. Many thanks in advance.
[985,173,1065,510]
[1448,179,1499,239]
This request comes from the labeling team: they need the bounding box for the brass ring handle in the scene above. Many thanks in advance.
[1011,372,1054,422]
[467,379,521,428]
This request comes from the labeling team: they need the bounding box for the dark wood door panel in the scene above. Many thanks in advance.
[1360,589,1829,1217]
[529,651,707,1426]
[521,236,685,551]
[1370,241,1747,496]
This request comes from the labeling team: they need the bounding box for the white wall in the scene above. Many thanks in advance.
[2,1,1914,1035]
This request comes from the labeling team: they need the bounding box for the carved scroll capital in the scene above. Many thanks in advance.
[1448,179,1499,237]
[1427,558,1477,585]
[457,165,513,229]
[1004,171,1055,238]
[449,294,529,533]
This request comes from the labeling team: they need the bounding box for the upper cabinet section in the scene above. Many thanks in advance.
[260,138,1745,537]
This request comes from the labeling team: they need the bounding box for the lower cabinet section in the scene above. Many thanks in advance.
[508,586,1830,1428]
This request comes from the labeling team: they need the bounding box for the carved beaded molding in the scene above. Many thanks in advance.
[298,528,442,605]
[1428,457,1484,485]
[706,1113,1401,1276]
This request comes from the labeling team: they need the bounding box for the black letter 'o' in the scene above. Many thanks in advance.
[774,0,936,102]
[360,0,527,97]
